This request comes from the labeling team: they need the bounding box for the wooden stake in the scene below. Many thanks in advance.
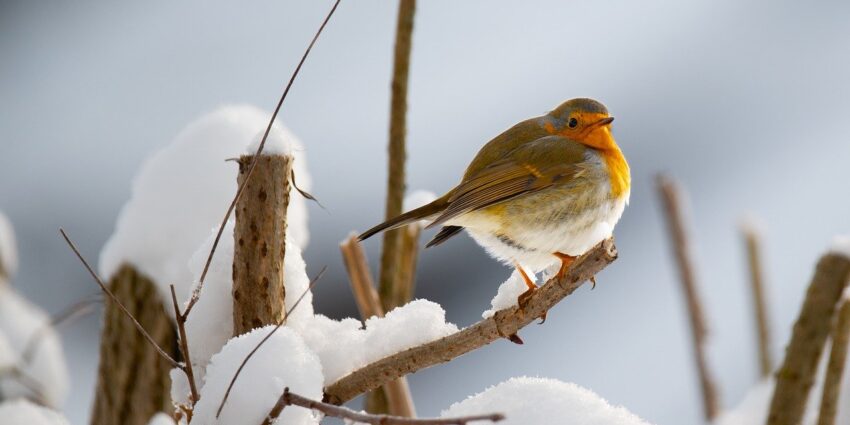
[767,253,850,425]
[232,154,292,335]
[656,175,720,421]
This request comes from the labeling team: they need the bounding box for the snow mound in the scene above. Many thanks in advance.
[293,299,458,384]
[482,268,536,318]
[0,285,69,407]
[0,399,69,425]
[830,235,850,259]
[147,412,178,425]
[441,377,651,425]
[184,220,313,380]
[246,125,300,156]
[0,210,18,280]
[98,105,311,309]
[192,326,323,425]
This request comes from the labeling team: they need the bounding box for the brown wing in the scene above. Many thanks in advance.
[427,136,587,228]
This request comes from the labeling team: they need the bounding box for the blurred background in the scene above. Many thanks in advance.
[2,0,850,423]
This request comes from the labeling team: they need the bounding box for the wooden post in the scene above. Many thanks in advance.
[767,253,850,425]
[656,175,720,421]
[91,265,177,425]
[232,154,292,336]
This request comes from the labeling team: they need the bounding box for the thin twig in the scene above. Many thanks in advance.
[324,238,618,405]
[378,0,417,314]
[59,228,179,368]
[767,253,850,425]
[656,175,720,420]
[0,366,49,406]
[741,222,773,377]
[264,387,503,425]
[183,0,342,320]
[170,284,199,405]
[216,267,326,419]
[21,295,100,364]
[816,297,850,425]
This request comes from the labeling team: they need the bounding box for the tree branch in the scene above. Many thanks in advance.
[170,285,199,406]
[264,387,502,425]
[741,222,773,378]
[324,238,618,405]
[767,253,850,425]
[816,297,850,425]
[656,175,720,420]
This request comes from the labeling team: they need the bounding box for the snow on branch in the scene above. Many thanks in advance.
[323,238,618,405]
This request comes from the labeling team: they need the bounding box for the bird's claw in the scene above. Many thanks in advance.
[590,275,597,290]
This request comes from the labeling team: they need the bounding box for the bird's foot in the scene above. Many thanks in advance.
[553,252,577,280]
[514,264,547,324]
[590,275,597,290]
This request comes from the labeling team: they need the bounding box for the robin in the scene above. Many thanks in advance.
[359,98,630,311]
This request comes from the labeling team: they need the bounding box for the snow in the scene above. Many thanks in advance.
[292,299,458,384]
[245,125,300,156]
[191,326,323,425]
[98,105,311,310]
[183,220,313,380]
[829,235,850,259]
[0,399,69,425]
[441,377,651,425]
[147,412,178,425]
[0,210,18,279]
[169,367,191,409]
[0,285,69,408]
[482,268,536,319]
[403,190,437,213]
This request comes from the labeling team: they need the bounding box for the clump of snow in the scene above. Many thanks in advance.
[192,326,323,425]
[0,285,69,407]
[99,105,311,309]
[403,190,437,212]
[147,412,178,425]
[0,399,70,425]
[738,212,767,236]
[292,299,458,384]
[442,377,651,425]
[482,269,536,319]
[829,235,850,259]
[0,210,18,280]
[169,367,191,409]
[245,125,300,156]
[184,220,313,380]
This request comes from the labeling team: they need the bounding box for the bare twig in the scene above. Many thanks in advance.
[264,387,503,425]
[59,228,179,368]
[170,285,199,405]
[0,366,49,406]
[378,0,417,314]
[741,222,773,377]
[21,295,100,364]
[216,267,325,419]
[816,297,850,425]
[341,235,416,417]
[656,175,720,420]
[767,253,850,425]
[183,0,342,320]
[324,238,618,405]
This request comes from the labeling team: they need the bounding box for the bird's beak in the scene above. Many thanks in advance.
[594,117,615,127]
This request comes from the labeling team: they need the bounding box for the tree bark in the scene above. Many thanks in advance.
[767,253,850,425]
[232,154,291,336]
[91,265,177,425]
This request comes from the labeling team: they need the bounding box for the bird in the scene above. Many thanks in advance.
[359,98,630,311]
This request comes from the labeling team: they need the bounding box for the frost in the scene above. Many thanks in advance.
[98,105,311,309]
[441,377,651,425]
[0,285,69,407]
[829,234,850,259]
[482,269,536,318]
[292,300,458,384]
[192,326,323,425]
[0,211,18,280]
[183,220,313,380]
[0,399,69,425]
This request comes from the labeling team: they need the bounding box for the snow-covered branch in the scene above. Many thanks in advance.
[323,237,618,405]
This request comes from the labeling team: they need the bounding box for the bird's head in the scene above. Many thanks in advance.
[546,98,616,150]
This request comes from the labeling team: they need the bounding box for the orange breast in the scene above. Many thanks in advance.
[602,147,630,198]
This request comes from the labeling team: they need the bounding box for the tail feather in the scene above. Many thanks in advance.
[425,226,463,248]
[358,195,449,241]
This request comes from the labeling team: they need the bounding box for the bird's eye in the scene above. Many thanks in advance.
[568,118,578,128]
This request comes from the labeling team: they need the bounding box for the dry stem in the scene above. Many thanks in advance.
[183,0,342,320]
[264,387,503,425]
[767,253,850,425]
[170,285,199,405]
[816,297,850,425]
[656,175,720,420]
[324,238,618,405]
[742,223,773,378]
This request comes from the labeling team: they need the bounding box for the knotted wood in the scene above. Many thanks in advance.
[91,265,176,425]
[232,154,292,336]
